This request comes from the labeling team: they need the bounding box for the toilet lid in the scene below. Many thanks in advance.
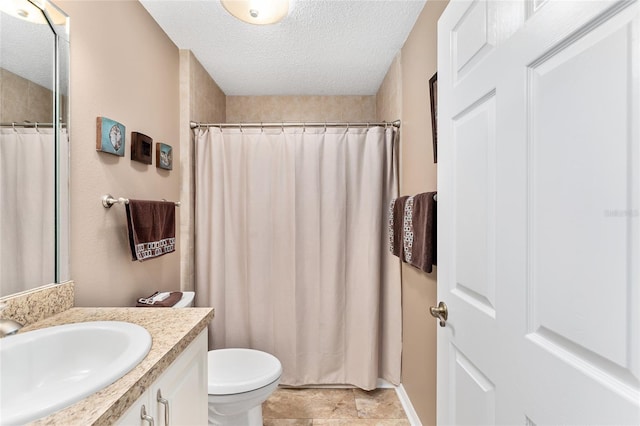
[207,348,282,395]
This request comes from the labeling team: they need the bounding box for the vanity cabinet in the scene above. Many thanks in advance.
[117,329,208,426]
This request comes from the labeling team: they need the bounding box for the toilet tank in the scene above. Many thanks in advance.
[173,291,195,308]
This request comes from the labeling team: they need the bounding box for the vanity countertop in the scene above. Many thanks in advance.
[21,307,214,426]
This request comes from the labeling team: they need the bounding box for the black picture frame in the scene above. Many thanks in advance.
[429,72,438,163]
[131,132,153,165]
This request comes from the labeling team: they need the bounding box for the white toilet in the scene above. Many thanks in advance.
[173,292,282,426]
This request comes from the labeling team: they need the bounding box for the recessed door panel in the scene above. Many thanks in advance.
[453,93,496,317]
[527,14,638,374]
[452,0,495,82]
[451,345,496,425]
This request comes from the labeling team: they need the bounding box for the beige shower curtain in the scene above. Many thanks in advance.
[195,126,401,389]
[0,128,55,295]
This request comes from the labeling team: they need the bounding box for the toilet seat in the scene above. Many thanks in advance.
[207,348,282,395]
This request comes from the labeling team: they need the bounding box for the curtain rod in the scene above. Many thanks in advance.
[0,122,64,129]
[190,120,401,129]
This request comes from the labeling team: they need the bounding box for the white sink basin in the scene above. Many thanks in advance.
[0,321,152,425]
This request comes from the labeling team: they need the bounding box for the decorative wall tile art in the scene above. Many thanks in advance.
[156,143,173,170]
[96,117,125,157]
[131,132,153,164]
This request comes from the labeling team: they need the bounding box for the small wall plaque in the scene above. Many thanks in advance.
[96,117,125,157]
[156,143,173,170]
[131,132,153,164]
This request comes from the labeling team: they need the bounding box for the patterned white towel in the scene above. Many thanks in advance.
[403,196,415,263]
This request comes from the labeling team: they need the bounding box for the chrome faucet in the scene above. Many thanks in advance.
[0,303,23,338]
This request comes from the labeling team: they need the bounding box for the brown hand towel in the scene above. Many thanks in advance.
[389,196,409,259]
[408,192,437,273]
[125,199,176,261]
[136,291,183,307]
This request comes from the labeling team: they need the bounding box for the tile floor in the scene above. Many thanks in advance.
[263,388,410,425]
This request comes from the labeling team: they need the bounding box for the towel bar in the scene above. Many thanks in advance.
[102,194,181,209]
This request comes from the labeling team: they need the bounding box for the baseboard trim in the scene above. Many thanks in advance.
[395,384,422,426]
[376,378,395,389]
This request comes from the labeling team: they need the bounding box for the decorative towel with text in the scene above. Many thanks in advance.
[125,199,176,261]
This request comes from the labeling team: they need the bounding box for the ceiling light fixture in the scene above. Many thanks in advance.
[220,0,290,25]
[0,0,46,24]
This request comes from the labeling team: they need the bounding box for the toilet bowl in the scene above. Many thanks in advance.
[173,292,282,426]
[207,348,281,425]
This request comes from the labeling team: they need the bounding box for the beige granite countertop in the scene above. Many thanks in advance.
[19,307,214,426]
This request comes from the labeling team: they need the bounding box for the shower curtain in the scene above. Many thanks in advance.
[195,126,401,389]
[0,128,55,295]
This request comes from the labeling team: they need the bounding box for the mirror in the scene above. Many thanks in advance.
[0,0,70,297]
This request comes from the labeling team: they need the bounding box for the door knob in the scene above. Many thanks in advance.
[429,301,448,327]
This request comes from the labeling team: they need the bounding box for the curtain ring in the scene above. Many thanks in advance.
[12,122,16,132]
[34,122,39,132]
[239,124,243,133]
[261,122,263,132]
[281,123,285,133]
[324,122,327,132]
[303,123,306,133]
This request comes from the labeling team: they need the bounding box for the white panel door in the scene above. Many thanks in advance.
[437,0,640,424]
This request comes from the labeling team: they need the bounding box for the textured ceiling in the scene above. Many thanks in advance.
[140,0,426,96]
[0,13,55,91]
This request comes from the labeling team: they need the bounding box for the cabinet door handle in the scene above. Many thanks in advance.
[157,389,170,426]
[140,405,154,426]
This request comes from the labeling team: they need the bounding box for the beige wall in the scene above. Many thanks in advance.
[57,0,181,307]
[179,50,226,292]
[226,96,376,122]
[376,1,449,424]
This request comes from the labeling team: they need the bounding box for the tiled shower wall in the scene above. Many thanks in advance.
[0,68,54,123]
[179,50,226,293]
[226,95,376,123]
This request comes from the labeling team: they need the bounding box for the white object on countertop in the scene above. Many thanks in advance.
[152,292,170,302]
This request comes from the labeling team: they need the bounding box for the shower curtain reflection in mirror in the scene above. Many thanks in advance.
[0,128,55,295]
[195,126,402,390]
